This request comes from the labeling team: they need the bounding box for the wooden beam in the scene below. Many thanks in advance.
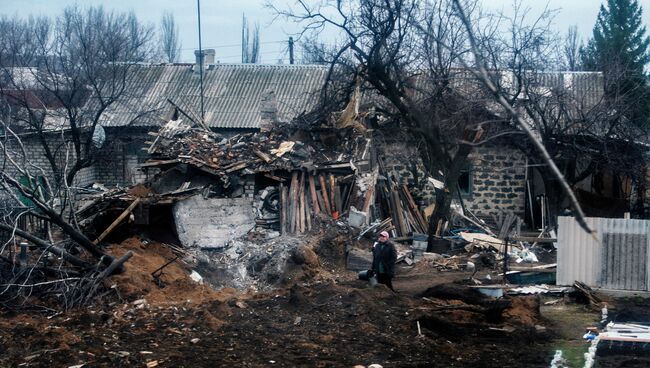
[140,159,181,167]
[509,236,557,243]
[319,174,332,216]
[289,172,299,233]
[94,198,141,244]
[253,149,273,163]
[298,172,305,233]
[308,175,320,215]
[329,174,337,214]
[280,184,288,234]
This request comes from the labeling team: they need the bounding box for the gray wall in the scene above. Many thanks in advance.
[381,142,527,218]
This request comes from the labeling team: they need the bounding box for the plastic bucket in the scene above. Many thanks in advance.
[369,276,378,287]
[358,270,373,281]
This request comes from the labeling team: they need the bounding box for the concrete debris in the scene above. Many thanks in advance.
[347,206,368,228]
[507,285,570,295]
[189,270,204,284]
[173,196,255,249]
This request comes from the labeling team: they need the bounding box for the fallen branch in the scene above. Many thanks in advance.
[0,278,82,288]
[0,223,90,268]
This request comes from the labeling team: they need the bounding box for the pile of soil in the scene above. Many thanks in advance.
[0,279,554,367]
[0,234,561,367]
[109,237,231,305]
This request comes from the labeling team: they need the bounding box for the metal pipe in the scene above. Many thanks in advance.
[503,237,509,285]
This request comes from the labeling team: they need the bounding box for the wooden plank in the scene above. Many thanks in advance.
[140,159,181,167]
[319,174,332,216]
[334,185,343,218]
[320,163,353,170]
[510,236,557,243]
[224,162,248,173]
[94,198,141,244]
[308,175,320,215]
[390,190,407,237]
[401,185,428,232]
[305,191,312,231]
[316,190,327,218]
[280,184,287,234]
[342,178,355,212]
[299,172,306,233]
[289,172,299,233]
[362,186,375,214]
[147,135,161,154]
[264,173,286,182]
[329,174,337,214]
[253,149,273,163]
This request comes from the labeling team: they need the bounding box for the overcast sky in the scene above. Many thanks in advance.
[1,0,649,63]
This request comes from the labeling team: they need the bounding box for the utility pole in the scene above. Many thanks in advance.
[197,0,205,121]
[241,14,246,63]
[289,37,294,65]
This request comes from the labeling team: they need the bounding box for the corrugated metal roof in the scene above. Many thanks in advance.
[98,63,328,129]
[532,71,604,110]
[557,216,650,291]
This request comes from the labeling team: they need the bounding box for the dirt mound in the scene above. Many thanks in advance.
[127,184,151,197]
[503,295,541,327]
[109,237,231,305]
[419,283,489,305]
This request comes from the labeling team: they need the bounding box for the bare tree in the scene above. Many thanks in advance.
[242,14,260,63]
[0,6,153,308]
[160,11,182,63]
[300,36,329,64]
[273,0,635,236]
[271,0,504,242]
[447,0,603,232]
[564,25,581,71]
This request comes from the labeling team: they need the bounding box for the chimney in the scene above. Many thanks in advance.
[194,49,216,71]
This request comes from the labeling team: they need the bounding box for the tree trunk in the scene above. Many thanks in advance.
[427,142,472,248]
[633,164,647,218]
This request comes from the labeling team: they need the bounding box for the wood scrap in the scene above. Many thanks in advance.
[573,281,601,308]
[94,198,141,244]
[308,175,320,215]
[319,174,332,216]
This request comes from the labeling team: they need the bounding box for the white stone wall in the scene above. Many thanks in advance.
[380,142,527,218]
[465,146,527,217]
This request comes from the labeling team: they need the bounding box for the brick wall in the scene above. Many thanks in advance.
[92,130,152,187]
[381,142,437,206]
[379,141,527,218]
[1,130,152,193]
[465,146,527,217]
[2,133,92,188]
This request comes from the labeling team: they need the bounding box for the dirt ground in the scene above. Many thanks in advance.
[0,235,643,367]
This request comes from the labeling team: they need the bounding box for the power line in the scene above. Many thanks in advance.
[179,40,285,51]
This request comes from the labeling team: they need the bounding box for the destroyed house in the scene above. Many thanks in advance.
[377,70,647,227]
[85,53,330,188]
[516,71,649,222]
[3,60,647,232]
[0,55,330,191]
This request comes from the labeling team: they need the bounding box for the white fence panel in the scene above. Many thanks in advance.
[557,216,650,291]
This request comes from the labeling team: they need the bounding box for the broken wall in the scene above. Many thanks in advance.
[465,146,527,218]
[173,195,255,249]
[380,141,527,218]
[1,133,97,190]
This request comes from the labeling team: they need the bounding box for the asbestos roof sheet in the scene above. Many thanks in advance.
[98,63,328,129]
